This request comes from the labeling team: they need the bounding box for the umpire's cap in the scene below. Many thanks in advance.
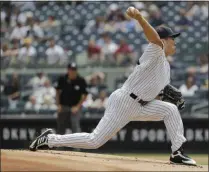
[68,62,77,70]
[156,26,181,39]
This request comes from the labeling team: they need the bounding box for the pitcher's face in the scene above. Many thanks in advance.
[163,37,176,56]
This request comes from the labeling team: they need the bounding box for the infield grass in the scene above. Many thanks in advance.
[113,153,208,165]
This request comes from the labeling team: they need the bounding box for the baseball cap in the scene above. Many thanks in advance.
[156,26,181,39]
[67,62,77,70]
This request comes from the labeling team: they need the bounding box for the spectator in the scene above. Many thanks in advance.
[45,38,67,65]
[0,76,8,110]
[86,72,106,98]
[198,54,208,74]
[0,77,6,94]
[10,22,28,41]
[87,39,104,63]
[177,8,190,29]
[123,14,138,32]
[179,76,198,97]
[106,3,119,22]
[84,16,105,33]
[106,4,125,22]
[40,15,61,36]
[40,15,60,28]
[1,42,19,68]
[18,38,37,65]
[201,79,208,90]
[9,40,20,65]
[91,90,109,109]
[148,4,164,27]
[183,2,208,21]
[1,43,12,68]
[114,39,134,65]
[1,10,6,24]
[96,32,107,47]
[87,76,99,97]
[4,73,20,109]
[24,95,41,111]
[27,71,49,90]
[97,33,118,62]
[26,16,44,40]
[82,93,94,109]
[39,80,57,110]
[1,9,7,33]
[112,17,127,33]
[187,53,208,74]
[9,7,31,27]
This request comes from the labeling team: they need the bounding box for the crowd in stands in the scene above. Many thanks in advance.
[1,71,109,114]
[1,1,207,67]
[1,1,208,117]
[87,32,136,65]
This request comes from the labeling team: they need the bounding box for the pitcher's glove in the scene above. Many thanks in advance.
[159,84,185,110]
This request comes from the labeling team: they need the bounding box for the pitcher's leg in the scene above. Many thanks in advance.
[48,111,130,149]
[134,100,186,152]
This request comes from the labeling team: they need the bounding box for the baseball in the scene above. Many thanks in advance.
[126,6,136,17]
[127,7,135,13]
[128,6,135,11]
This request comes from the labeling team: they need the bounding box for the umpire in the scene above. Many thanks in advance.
[55,62,88,135]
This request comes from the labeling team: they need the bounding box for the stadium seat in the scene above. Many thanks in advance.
[190,101,208,117]
[48,73,60,83]
[5,108,23,115]
[0,97,8,108]
[64,4,71,11]
[24,109,39,115]
[195,90,208,99]
[38,109,56,115]
[53,5,60,12]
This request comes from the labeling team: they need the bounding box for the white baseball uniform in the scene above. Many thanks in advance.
[48,43,186,153]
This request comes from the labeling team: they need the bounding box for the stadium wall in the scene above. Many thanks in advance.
[0,115,207,153]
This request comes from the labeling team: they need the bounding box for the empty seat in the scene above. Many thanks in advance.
[38,109,56,115]
[5,108,23,115]
[24,110,39,115]
[191,101,208,117]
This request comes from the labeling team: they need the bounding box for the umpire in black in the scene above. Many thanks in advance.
[55,62,88,135]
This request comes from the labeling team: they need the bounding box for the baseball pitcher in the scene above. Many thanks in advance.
[29,7,196,166]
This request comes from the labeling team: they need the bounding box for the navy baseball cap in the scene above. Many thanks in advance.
[156,26,181,39]
[68,62,77,70]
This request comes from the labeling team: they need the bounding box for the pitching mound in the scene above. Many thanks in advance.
[1,149,207,171]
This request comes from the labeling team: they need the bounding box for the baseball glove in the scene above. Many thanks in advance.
[159,84,185,110]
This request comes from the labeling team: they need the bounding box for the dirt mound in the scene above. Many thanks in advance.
[1,149,207,171]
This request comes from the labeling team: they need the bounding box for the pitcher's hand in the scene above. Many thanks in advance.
[126,7,142,20]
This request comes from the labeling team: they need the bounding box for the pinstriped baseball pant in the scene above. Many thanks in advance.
[48,88,186,152]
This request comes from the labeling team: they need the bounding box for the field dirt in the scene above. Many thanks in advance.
[1,149,208,171]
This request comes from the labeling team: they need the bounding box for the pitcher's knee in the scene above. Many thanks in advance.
[88,133,105,149]
[169,103,178,112]
[164,102,179,117]
[91,141,103,149]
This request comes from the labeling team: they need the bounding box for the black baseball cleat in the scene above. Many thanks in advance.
[29,128,53,151]
[170,146,196,166]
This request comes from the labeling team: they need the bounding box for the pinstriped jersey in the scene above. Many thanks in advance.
[122,43,170,101]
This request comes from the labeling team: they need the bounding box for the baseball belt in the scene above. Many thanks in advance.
[130,93,149,106]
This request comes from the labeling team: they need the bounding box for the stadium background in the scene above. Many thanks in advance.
[0,1,208,159]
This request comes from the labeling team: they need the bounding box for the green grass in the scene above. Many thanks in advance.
[112,153,208,165]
